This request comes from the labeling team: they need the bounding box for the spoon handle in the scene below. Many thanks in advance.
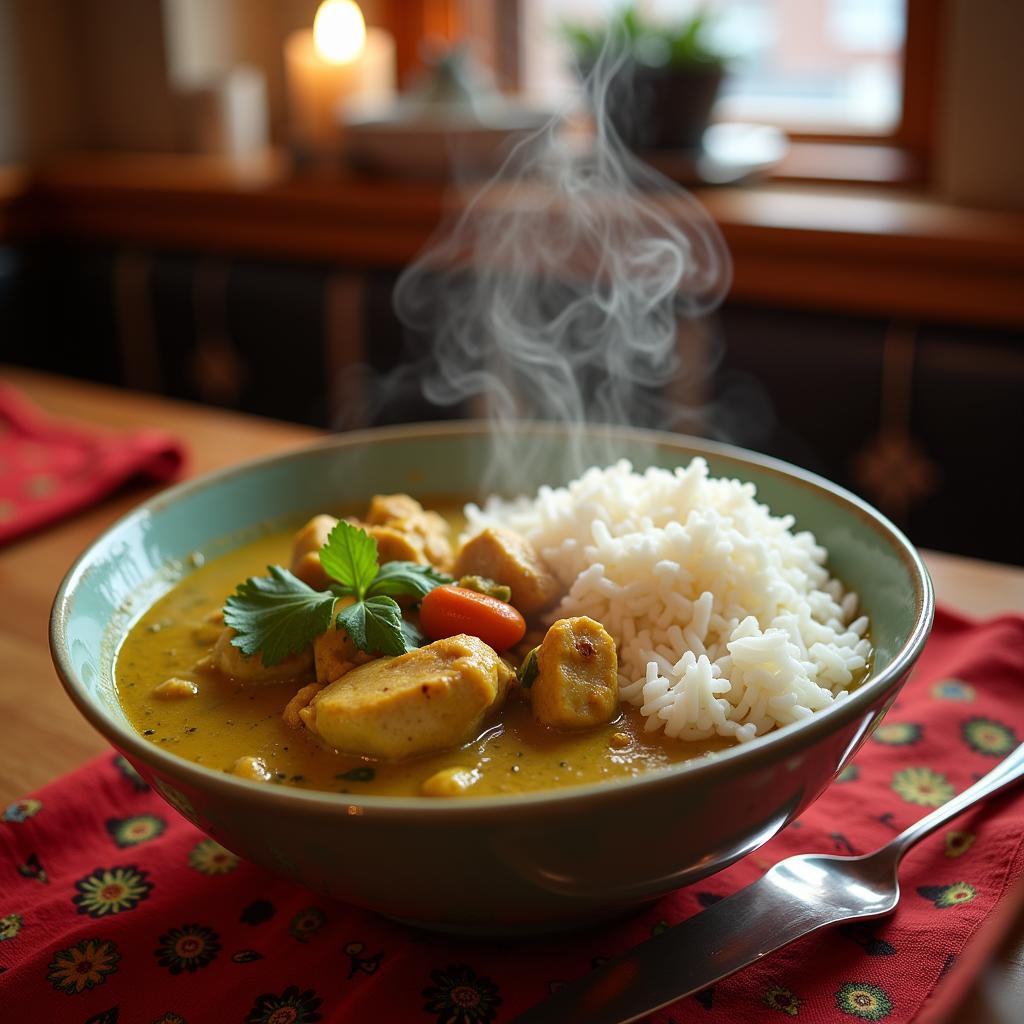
[890,743,1024,859]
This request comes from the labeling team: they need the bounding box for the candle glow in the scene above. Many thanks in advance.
[313,0,367,65]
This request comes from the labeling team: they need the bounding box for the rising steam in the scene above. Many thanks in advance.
[388,34,732,485]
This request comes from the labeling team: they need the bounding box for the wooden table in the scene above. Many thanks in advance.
[2,366,1023,1021]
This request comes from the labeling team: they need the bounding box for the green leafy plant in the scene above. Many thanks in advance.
[224,521,451,665]
[561,4,725,70]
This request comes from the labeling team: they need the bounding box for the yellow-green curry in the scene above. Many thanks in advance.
[116,495,731,797]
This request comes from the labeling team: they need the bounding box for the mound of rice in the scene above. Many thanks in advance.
[464,459,870,744]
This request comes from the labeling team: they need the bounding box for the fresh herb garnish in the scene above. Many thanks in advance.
[223,567,337,666]
[517,645,540,689]
[336,766,375,782]
[224,520,452,665]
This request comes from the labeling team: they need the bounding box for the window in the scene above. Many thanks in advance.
[519,0,908,135]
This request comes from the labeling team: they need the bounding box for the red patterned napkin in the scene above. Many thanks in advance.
[2,608,1023,1024]
[0,383,185,545]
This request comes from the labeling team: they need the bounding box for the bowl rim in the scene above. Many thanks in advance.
[50,420,934,818]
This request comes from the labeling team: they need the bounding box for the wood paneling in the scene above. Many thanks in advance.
[3,152,1024,326]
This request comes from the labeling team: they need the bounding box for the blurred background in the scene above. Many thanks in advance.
[1,0,1022,563]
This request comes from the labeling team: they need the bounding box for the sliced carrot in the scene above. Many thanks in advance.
[418,586,526,651]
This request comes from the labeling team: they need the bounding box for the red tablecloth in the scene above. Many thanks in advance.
[2,608,1023,1024]
[0,383,185,545]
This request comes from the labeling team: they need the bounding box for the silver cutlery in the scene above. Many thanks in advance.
[513,743,1024,1024]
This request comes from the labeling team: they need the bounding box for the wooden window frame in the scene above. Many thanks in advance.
[377,0,942,186]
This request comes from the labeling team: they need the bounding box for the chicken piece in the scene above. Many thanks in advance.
[153,677,199,700]
[232,755,271,781]
[454,527,561,617]
[368,525,425,565]
[366,493,454,570]
[283,682,324,729]
[212,627,314,684]
[407,509,454,570]
[420,766,480,797]
[290,514,339,589]
[313,621,358,684]
[531,616,619,730]
[366,493,423,525]
[299,634,513,760]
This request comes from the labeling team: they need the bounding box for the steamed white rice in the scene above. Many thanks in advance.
[464,459,870,744]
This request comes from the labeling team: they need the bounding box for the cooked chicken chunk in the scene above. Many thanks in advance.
[232,755,272,781]
[531,616,619,729]
[454,527,561,616]
[366,493,423,525]
[367,524,425,565]
[313,622,358,684]
[420,766,480,797]
[153,677,198,700]
[212,627,314,683]
[291,514,339,589]
[299,634,513,759]
[283,682,324,729]
[366,493,453,570]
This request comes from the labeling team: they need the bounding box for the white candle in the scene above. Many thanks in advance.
[284,0,396,156]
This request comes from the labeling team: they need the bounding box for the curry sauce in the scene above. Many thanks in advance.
[115,519,728,797]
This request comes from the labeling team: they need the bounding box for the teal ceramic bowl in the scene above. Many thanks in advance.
[51,423,933,933]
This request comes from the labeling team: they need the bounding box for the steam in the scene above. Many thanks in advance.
[387,35,733,486]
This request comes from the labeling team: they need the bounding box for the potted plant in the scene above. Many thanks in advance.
[562,5,727,152]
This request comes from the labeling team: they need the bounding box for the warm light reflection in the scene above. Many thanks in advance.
[313,0,366,65]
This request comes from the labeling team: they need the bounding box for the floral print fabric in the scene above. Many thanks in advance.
[1,608,1023,1022]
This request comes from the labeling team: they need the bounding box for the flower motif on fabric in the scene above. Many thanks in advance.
[17,852,48,884]
[112,754,149,791]
[288,907,326,943]
[84,1008,120,1024]
[763,983,802,1016]
[931,679,974,702]
[188,838,240,875]
[835,982,893,1020]
[155,923,221,974]
[423,964,502,1024]
[106,814,166,848]
[917,882,977,908]
[891,767,954,807]
[873,722,922,746]
[344,941,383,979]
[839,923,896,956]
[245,985,323,1024]
[962,717,1017,757]
[152,1015,186,1024]
[47,938,121,994]
[0,912,23,941]
[944,831,976,858]
[73,865,153,917]
[3,797,42,822]
[836,764,859,783]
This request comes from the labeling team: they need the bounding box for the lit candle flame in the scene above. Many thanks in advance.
[313,0,366,65]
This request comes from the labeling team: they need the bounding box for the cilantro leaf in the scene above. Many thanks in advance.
[337,595,407,656]
[400,616,427,650]
[224,566,337,666]
[319,520,378,597]
[366,560,452,602]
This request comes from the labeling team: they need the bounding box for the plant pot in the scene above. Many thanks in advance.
[586,61,725,153]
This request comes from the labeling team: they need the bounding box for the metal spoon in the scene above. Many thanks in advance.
[514,743,1024,1024]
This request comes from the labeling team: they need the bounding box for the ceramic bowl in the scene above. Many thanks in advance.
[50,424,933,934]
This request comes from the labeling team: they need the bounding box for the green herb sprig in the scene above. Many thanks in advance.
[224,521,451,665]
